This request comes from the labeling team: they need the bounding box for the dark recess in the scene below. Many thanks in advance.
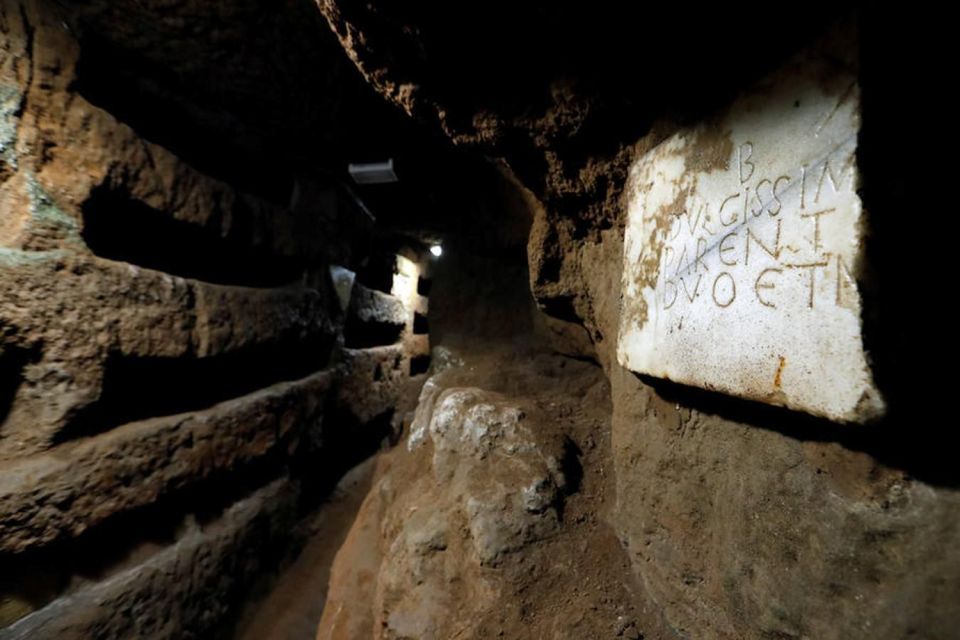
[295,407,395,502]
[81,185,304,287]
[342,316,404,348]
[0,344,40,427]
[413,312,429,335]
[72,35,291,203]
[551,436,584,522]
[410,354,431,376]
[560,436,584,495]
[538,295,582,324]
[54,333,334,443]
[220,405,396,638]
[0,449,297,635]
[354,252,395,294]
[416,276,432,296]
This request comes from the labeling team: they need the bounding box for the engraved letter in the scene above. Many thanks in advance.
[684,202,704,238]
[815,158,854,203]
[790,262,828,309]
[675,245,691,278]
[719,193,740,227]
[771,175,790,215]
[680,274,703,303]
[738,142,755,185]
[745,219,782,265]
[662,245,675,274]
[694,237,710,273]
[800,208,835,253]
[719,232,738,266]
[699,201,716,236]
[755,267,781,308]
[754,178,773,216]
[800,164,807,210]
[662,278,678,310]
[835,254,856,306]
[668,216,682,241]
[712,272,736,308]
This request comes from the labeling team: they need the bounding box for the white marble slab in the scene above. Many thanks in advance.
[617,50,884,423]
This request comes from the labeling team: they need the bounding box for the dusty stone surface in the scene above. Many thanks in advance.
[335,345,422,426]
[348,283,407,328]
[610,366,960,639]
[618,46,882,423]
[0,479,299,640]
[406,384,567,564]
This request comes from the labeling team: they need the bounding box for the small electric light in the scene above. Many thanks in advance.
[348,159,398,185]
[430,244,443,258]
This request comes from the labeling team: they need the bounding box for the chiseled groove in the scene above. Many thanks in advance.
[52,330,334,444]
[0,371,331,555]
[80,185,304,288]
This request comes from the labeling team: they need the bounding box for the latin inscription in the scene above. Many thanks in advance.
[657,144,857,314]
[616,45,884,424]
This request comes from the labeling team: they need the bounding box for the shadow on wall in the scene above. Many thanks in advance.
[342,316,404,349]
[81,186,304,287]
[55,334,334,444]
[641,374,956,489]
[628,14,944,487]
[0,440,290,630]
[0,344,40,428]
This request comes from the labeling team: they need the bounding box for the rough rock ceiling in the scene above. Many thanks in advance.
[55,2,843,231]
[56,0,470,235]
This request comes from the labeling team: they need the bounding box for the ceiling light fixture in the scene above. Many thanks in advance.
[348,159,398,184]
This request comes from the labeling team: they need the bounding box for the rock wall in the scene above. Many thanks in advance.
[0,1,431,636]
[2,2,954,638]
[316,6,959,639]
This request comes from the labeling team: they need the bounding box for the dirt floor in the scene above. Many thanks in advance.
[231,458,377,640]
[227,205,687,638]
[353,343,677,640]
[234,343,677,639]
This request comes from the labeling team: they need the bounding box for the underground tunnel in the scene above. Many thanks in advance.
[0,3,953,639]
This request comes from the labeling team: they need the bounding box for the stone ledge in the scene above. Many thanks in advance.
[337,345,408,424]
[0,478,298,640]
[0,371,331,554]
[0,252,332,456]
[348,283,407,327]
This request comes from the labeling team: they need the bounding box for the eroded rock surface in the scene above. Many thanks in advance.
[1,2,952,639]
[317,9,960,639]
[318,349,675,640]
[1,479,300,640]
[1,1,435,635]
